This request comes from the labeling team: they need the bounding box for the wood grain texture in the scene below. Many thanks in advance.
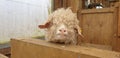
[53,0,82,12]
[115,38,120,52]
[81,8,114,14]
[11,38,120,58]
[117,2,120,52]
[117,2,120,36]
[0,47,10,55]
[53,0,63,10]
[67,0,81,13]
[79,8,116,46]
[78,5,120,52]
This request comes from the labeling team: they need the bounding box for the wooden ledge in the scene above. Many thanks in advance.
[81,8,115,14]
[11,38,120,58]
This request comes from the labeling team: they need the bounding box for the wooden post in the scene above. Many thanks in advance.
[53,0,63,10]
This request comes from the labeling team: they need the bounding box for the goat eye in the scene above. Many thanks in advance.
[64,30,66,32]
[59,30,62,31]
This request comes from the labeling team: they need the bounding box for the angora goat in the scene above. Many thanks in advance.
[39,8,82,45]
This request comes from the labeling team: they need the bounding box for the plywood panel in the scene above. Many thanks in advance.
[80,8,116,46]
[11,38,120,58]
[82,13,114,45]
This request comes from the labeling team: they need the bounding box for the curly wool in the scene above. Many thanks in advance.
[44,8,81,45]
[47,8,79,28]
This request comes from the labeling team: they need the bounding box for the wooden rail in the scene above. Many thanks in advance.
[81,8,115,14]
[11,38,120,58]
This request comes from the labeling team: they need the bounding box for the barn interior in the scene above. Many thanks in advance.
[0,0,120,58]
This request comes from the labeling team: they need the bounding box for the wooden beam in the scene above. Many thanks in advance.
[53,0,63,10]
[116,2,120,36]
[81,7,115,14]
[67,0,81,12]
[11,38,120,58]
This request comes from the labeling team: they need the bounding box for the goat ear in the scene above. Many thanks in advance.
[38,22,52,29]
[39,15,54,29]
[76,25,84,38]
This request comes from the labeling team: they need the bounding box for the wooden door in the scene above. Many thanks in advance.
[79,8,117,46]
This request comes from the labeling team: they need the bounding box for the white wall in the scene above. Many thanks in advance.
[0,0,51,43]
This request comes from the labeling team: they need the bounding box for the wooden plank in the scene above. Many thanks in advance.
[112,37,120,52]
[112,2,120,52]
[53,0,82,12]
[53,0,63,10]
[81,8,114,14]
[0,47,11,55]
[117,2,120,36]
[81,43,112,51]
[81,12,115,45]
[67,0,81,13]
[11,38,120,58]
[112,6,119,52]
[115,38,120,52]
[62,0,68,8]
